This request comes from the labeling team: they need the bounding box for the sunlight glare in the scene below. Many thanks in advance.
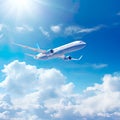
[4,0,36,18]
[1,0,45,20]
[9,0,31,12]
[13,0,28,8]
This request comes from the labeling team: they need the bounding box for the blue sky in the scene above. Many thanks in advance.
[0,0,120,119]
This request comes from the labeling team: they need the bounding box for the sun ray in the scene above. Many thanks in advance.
[1,0,38,20]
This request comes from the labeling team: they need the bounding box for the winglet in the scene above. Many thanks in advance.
[78,55,83,60]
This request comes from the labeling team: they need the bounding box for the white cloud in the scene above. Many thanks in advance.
[102,73,120,92]
[39,27,50,37]
[51,25,61,33]
[84,73,120,97]
[65,25,104,35]
[0,24,9,42]
[0,60,120,120]
[80,63,108,69]
[0,34,4,39]
[16,25,33,32]
[117,12,120,16]
[0,60,65,96]
[16,26,25,32]
[78,26,102,33]
[0,24,4,31]
[0,24,8,32]
[0,24,33,34]
[64,26,80,35]
[83,73,120,117]
[92,64,108,69]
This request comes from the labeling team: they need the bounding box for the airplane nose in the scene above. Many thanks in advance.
[82,41,86,45]
[81,41,86,47]
[81,41,86,48]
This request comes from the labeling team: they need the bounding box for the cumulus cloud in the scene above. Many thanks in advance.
[39,27,50,37]
[83,73,120,117]
[85,73,120,94]
[50,25,61,33]
[0,60,65,96]
[0,60,120,120]
[65,25,104,35]
[16,25,33,33]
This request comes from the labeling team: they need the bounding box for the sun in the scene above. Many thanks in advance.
[2,0,36,19]
[9,0,32,13]
[11,0,29,9]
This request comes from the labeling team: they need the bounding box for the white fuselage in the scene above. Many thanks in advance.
[36,41,86,60]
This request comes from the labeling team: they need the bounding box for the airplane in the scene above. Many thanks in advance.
[13,40,86,61]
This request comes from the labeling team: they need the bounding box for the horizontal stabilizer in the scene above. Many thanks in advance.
[71,55,83,61]
[25,53,36,59]
[59,55,83,61]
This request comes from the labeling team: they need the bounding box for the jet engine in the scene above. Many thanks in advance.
[46,49,54,54]
[64,56,72,60]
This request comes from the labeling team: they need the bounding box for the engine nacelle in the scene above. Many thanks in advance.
[46,49,54,54]
[64,56,72,60]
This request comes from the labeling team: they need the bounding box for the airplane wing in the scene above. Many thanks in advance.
[13,42,46,53]
[58,55,83,61]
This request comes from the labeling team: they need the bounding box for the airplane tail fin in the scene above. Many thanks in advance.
[36,43,40,49]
